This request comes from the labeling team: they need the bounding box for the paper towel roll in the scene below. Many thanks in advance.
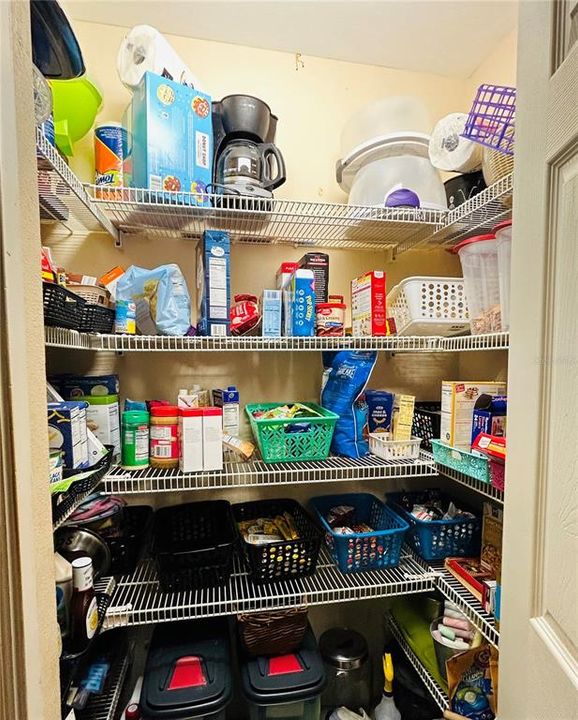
[117,25,203,92]
[429,113,482,173]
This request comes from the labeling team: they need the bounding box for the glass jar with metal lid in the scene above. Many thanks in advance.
[320,628,371,715]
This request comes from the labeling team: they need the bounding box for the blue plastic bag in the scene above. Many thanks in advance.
[321,351,377,458]
[116,264,191,336]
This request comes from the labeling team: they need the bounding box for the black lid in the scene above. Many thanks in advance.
[241,625,325,705]
[319,628,369,670]
[141,620,232,718]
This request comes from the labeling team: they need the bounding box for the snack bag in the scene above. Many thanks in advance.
[321,351,377,458]
[116,264,191,335]
[447,644,499,720]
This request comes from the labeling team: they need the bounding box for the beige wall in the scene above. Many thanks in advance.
[464,28,518,106]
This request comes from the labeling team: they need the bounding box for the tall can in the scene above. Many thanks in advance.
[94,122,127,187]
[122,410,150,469]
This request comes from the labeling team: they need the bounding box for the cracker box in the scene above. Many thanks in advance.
[351,271,386,336]
[47,401,89,469]
[128,71,212,204]
[197,230,231,336]
[441,381,506,450]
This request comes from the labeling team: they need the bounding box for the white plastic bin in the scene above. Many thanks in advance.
[453,235,500,335]
[387,276,469,336]
[494,220,512,331]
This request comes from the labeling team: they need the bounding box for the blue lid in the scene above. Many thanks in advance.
[241,625,325,705]
[141,620,232,718]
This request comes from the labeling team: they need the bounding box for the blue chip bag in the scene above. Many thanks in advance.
[321,351,377,458]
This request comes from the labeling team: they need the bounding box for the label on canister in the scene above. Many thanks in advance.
[115,300,136,334]
[95,123,127,187]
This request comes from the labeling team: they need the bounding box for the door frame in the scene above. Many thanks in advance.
[0,2,60,719]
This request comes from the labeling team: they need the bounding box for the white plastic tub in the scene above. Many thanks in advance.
[494,220,512,331]
[369,433,422,461]
[387,277,469,336]
[453,235,500,335]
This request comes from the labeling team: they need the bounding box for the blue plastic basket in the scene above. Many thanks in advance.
[386,491,481,561]
[310,493,409,573]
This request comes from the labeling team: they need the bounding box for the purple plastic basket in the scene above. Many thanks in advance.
[462,84,516,155]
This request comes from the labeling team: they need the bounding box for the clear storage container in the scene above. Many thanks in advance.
[453,234,500,334]
[494,220,512,330]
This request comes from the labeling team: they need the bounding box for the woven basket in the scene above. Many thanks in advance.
[482,128,514,210]
[238,607,308,656]
[66,284,110,307]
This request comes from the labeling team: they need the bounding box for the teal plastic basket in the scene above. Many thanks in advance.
[431,439,490,483]
[246,402,339,463]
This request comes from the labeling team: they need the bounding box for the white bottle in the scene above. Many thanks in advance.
[372,653,401,720]
[55,552,73,637]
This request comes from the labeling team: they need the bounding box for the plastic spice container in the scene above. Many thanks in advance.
[316,295,346,337]
[122,410,149,469]
[150,405,179,469]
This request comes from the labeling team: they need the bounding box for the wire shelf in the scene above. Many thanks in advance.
[103,548,436,629]
[86,185,446,250]
[435,461,504,504]
[79,641,133,720]
[424,172,513,249]
[387,613,449,711]
[103,452,435,494]
[36,129,118,239]
[44,327,510,354]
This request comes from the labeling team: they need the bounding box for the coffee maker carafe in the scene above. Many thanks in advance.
[212,94,286,198]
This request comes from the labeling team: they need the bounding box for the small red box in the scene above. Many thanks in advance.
[351,271,386,336]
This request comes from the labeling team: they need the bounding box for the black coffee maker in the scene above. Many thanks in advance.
[212,95,286,199]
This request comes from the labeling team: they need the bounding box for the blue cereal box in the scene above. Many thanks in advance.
[47,401,89,469]
[128,71,212,205]
[197,230,231,336]
[261,289,282,337]
[285,269,315,336]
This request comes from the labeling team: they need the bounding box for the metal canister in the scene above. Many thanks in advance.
[94,122,127,187]
[122,411,149,469]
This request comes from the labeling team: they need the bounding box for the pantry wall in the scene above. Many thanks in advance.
[34,18,518,718]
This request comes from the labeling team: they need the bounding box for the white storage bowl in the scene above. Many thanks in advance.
[387,277,469,336]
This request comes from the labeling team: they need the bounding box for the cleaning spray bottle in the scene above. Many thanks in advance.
[372,653,401,720]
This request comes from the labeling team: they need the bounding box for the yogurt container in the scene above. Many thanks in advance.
[316,296,346,336]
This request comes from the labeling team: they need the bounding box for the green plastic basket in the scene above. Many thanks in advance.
[431,439,490,483]
[246,402,339,463]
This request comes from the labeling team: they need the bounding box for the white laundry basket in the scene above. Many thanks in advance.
[387,277,469,336]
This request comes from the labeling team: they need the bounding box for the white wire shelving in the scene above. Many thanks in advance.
[422,172,513,250]
[80,642,133,720]
[387,613,449,711]
[103,452,436,494]
[103,548,436,629]
[86,185,446,251]
[44,327,510,353]
[435,461,505,504]
[36,129,118,240]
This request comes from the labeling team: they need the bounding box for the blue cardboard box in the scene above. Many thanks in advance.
[47,401,89,469]
[127,71,212,205]
[471,394,507,445]
[197,230,231,336]
[261,289,282,337]
[285,269,315,336]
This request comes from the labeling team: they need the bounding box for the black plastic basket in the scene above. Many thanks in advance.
[233,498,322,584]
[79,304,115,333]
[52,447,114,528]
[108,505,154,575]
[412,402,442,452]
[43,281,86,330]
[153,501,237,592]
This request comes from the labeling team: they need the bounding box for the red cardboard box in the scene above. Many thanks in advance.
[351,271,386,336]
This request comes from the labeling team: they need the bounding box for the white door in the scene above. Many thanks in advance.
[500,1,578,717]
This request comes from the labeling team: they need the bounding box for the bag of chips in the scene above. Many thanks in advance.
[446,644,499,720]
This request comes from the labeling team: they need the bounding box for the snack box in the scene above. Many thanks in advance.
[126,71,212,205]
[471,394,507,445]
[84,395,121,461]
[47,401,89,470]
[441,381,507,450]
[196,230,231,336]
[261,289,282,337]
[284,268,315,336]
[51,374,120,399]
[351,270,386,336]
[298,252,329,304]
